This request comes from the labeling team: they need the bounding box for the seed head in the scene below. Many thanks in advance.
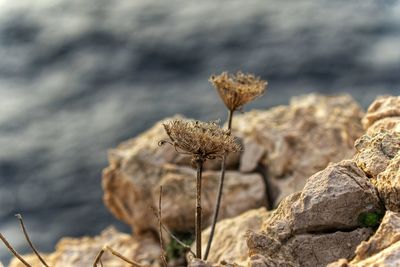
[159,119,241,165]
[210,71,267,111]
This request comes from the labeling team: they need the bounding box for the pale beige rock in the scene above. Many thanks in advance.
[233,94,364,206]
[328,212,400,267]
[246,160,382,267]
[263,160,382,240]
[376,153,400,211]
[366,117,400,135]
[9,227,160,267]
[103,154,265,234]
[353,131,400,178]
[194,208,269,266]
[353,211,400,263]
[328,242,400,267]
[362,96,400,130]
[187,259,214,267]
[156,165,265,233]
[247,228,372,267]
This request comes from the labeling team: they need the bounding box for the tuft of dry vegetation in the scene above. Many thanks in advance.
[160,119,241,260]
[210,71,267,112]
[204,71,267,261]
[160,119,241,166]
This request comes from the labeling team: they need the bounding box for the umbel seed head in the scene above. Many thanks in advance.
[210,71,267,111]
[159,119,241,166]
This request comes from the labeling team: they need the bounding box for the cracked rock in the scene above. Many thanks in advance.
[246,160,382,267]
[194,208,269,266]
[103,150,265,233]
[376,153,400,212]
[362,96,400,130]
[232,94,364,206]
[353,131,400,179]
[328,211,400,267]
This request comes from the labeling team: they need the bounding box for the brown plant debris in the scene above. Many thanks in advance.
[160,119,241,165]
[209,71,267,112]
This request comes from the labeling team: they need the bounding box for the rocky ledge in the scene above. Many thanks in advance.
[8,94,400,267]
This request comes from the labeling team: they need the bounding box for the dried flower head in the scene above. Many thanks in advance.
[210,71,267,111]
[159,119,241,165]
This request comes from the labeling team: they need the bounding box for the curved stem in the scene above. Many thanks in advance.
[204,109,234,260]
[16,214,49,267]
[195,159,204,259]
[0,233,31,267]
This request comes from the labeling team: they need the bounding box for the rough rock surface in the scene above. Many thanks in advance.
[232,94,364,206]
[376,153,400,212]
[246,160,382,267]
[103,152,265,234]
[353,131,400,179]
[187,259,215,267]
[328,211,400,267]
[9,227,160,267]
[362,96,400,130]
[194,208,269,266]
[262,160,381,239]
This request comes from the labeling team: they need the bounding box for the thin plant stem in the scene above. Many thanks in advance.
[106,246,144,267]
[0,233,32,267]
[195,159,204,259]
[93,247,106,267]
[151,207,196,257]
[204,109,234,260]
[15,214,49,267]
[93,246,144,267]
[158,186,168,267]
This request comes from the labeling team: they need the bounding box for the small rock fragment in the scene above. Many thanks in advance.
[362,96,400,130]
[353,131,400,178]
[376,153,400,211]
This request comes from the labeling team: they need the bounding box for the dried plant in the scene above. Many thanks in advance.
[159,119,241,259]
[1,214,145,267]
[209,71,267,112]
[160,120,241,166]
[204,72,267,260]
[0,214,48,267]
[93,245,144,267]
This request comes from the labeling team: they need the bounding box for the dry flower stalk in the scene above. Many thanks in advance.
[209,71,267,112]
[160,120,241,165]
[160,119,241,259]
[93,245,144,267]
[204,71,267,260]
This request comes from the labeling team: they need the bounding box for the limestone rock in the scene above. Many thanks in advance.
[353,131,400,178]
[233,94,364,206]
[195,208,269,266]
[103,154,265,233]
[187,259,214,267]
[376,153,400,211]
[246,160,382,267]
[353,211,400,263]
[366,117,400,135]
[263,160,382,239]
[328,211,400,267]
[9,227,160,267]
[362,96,400,130]
[247,228,372,267]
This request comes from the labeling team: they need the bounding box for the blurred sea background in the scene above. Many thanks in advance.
[0,0,399,264]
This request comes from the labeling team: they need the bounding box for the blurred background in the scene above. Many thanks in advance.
[0,0,399,264]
